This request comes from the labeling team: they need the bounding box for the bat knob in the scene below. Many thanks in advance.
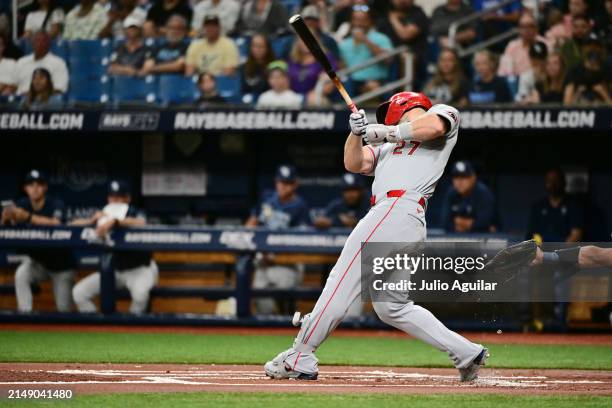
[289,15,302,24]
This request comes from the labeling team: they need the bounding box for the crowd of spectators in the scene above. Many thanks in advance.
[0,0,609,108]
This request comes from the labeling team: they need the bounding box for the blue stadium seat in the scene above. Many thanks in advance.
[281,0,301,14]
[69,58,109,79]
[111,75,157,104]
[271,36,293,59]
[215,74,242,104]
[67,39,113,59]
[157,74,199,105]
[506,76,519,99]
[67,75,111,104]
[234,36,250,62]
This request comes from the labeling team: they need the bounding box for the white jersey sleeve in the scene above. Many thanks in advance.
[428,104,460,139]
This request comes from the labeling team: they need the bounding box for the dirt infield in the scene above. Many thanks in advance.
[0,363,611,396]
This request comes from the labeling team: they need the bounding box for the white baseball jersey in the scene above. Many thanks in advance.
[365,104,460,200]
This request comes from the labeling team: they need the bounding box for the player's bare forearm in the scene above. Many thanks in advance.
[344,133,372,174]
[30,214,61,226]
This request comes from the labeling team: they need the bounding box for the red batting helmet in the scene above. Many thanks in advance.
[375,92,432,125]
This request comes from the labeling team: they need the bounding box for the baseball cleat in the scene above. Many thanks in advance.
[459,347,489,382]
[264,350,318,380]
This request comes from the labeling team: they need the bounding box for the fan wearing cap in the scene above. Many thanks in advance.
[439,161,498,233]
[2,169,75,313]
[185,14,240,77]
[256,61,303,109]
[245,165,309,314]
[71,180,158,314]
[108,15,151,77]
[264,93,489,382]
[313,173,369,230]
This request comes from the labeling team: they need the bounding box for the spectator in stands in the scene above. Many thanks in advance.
[560,14,593,72]
[242,34,275,97]
[235,0,289,36]
[302,0,334,33]
[196,72,226,107]
[99,0,147,39]
[108,16,150,77]
[471,0,521,52]
[287,35,336,102]
[72,180,158,315]
[499,12,549,78]
[440,161,497,233]
[63,0,109,40]
[256,60,303,109]
[141,15,188,75]
[185,15,239,76]
[2,170,75,313]
[144,0,192,38]
[23,0,64,40]
[296,5,340,60]
[339,6,393,95]
[430,0,476,49]
[564,33,611,105]
[532,52,567,103]
[192,0,240,36]
[245,164,309,314]
[21,68,63,109]
[468,50,512,104]
[526,167,584,244]
[313,173,369,230]
[15,31,68,95]
[546,0,590,46]
[377,0,428,89]
[516,41,548,103]
[0,36,17,96]
[423,48,468,106]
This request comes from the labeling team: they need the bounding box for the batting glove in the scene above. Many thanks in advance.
[349,109,368,136]
[364,124,392,145]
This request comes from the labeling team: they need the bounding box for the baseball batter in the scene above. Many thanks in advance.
[265,92,488,382]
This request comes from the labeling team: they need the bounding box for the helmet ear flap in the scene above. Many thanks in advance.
[376,101,390,125]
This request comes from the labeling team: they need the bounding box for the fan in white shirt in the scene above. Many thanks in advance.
[23,0,65,39]
[256,60,303,109]
[192,0,240,35]
[15,31,68,95]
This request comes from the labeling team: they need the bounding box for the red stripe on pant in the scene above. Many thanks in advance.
[292,195,403,371]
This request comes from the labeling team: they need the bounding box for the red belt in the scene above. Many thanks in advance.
[370,189,426,210]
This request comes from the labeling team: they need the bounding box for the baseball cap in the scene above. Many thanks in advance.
[302,5,320,20]
[24,169,47,184]
[266,60,288,73]
[529,41,548,60]
[341,173,363,189]
[123,15,144,28]
[203,14,220,25]
[107,180,131,195]
[451,161,475,177]
[276,165,297,182]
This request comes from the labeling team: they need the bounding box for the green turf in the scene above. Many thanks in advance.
[1,330,611,369]
[2,393,611,408]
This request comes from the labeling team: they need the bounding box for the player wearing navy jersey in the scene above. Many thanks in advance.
[246,165,309,314]
[314,173,370,230]
[1,170,75,312]
[71,180,158,314]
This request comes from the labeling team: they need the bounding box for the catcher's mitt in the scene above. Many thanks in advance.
[486,239,537,274]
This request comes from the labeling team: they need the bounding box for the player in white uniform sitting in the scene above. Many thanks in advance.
[264,92,488,382]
